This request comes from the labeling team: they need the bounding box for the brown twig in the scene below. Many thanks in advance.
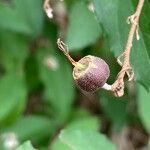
[43,0,53,19]
[112,0,145,97]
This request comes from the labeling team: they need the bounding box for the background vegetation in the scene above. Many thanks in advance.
[0,0,150,149]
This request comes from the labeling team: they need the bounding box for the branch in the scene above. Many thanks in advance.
[43,0,145,97]
[111,0,145,97]
[43,0,53,19]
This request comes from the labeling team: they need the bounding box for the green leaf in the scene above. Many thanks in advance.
[66,117,100,131]
[99,91,127,129]
[36,48,75,123]
[0,0,44,36]
[68,108,100,130]
[3,115,55,144]
[0,74,27,126]
[55,129,116,150]
[0,3,31,34]
[133,0,150,58]
[0,33,28,73]
[16,141,35,150]
[51,110,100,150]
[14,0,44,37]
[70,108,92,121]
[93,0,150,88]
[138,84,150,133]
[66,1,101,51]
[51,139,69,150]
[93,0,122,55]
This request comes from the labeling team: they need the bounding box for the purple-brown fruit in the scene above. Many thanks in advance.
[73,55,110,92]
[57,39,110,92]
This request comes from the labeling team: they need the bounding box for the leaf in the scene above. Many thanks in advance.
[68,108,100,131]
[51,110,100,150]
[51,139,69,150]
[3,115,55,144]
[133,0,150,58]
[0,74,27,126]
[14,0,44,37]
[0,0,44,36]
[0,33,28,73]
[66,117,100,131]
[16,141,35,150]
[99,91,127,129]
[0,3,31,34]
[70,108,92,120]
[36,48,75,123]
[93,0,150,88]
[138,84,150,133]
[66,1,102,51]
[57,129,116,150]
[93,0,122,55]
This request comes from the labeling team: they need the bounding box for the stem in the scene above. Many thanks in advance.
[43,0,53,19]
[57,38,85,69]
[101,83,112,91]
[112,0,145,97]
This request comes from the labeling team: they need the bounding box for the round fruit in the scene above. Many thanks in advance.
[73,55,110,92]
[57,39,110,92]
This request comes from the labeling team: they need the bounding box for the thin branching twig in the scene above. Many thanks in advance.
[112,0,145,97]
[43,0,53,19]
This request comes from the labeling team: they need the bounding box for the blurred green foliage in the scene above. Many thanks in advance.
[0,0,150,149]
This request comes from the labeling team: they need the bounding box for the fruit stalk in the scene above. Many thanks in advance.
[101,83,112,91]
[112,0,145,97]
